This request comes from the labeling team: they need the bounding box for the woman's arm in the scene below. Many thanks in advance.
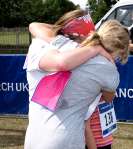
[39,45,112,71]
[29,22,55,42]
[102,90,116,103]
[85,119,97,149]
[29,22,113,71]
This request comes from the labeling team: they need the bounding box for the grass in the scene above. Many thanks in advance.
[0,32,29,45]
[0,117,133,149]
[0,31,30,54]
[0,117,28,149]
[112,122,133,149]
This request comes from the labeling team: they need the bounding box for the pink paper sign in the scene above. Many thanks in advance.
[31,71,71,111]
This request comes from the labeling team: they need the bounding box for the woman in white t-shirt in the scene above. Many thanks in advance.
[24,10,130,149]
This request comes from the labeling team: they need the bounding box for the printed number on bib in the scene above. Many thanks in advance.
[98,101,117,138]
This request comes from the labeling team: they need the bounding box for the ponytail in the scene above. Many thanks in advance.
[81,32,101,47]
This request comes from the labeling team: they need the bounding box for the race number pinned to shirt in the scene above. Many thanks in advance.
[98,101,117,138]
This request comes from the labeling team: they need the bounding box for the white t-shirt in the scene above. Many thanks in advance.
[24,35,78,101]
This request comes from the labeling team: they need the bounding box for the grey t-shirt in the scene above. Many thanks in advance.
[25,35,119,149]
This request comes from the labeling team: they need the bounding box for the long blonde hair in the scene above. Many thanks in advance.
[82,20,130,64]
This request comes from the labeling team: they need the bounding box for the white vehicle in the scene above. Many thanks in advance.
[96,0,133,30]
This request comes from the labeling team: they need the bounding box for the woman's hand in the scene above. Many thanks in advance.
[29,22,55,42]
[101,90,116,103]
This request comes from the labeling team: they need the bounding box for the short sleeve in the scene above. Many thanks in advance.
[26,35,78,71]
[94,62,120,92]
[100,65,120,92]
[85,56,120,92]
[26,38,49,71]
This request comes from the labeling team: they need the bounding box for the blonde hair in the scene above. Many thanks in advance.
[82,20,130,64]
[53,9,86,34]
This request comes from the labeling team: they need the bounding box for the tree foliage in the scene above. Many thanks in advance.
[88,0,117,23]
[41,0,77,24]
[0,0,76,27]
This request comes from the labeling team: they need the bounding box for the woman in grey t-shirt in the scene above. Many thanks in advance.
[24,19,129,149]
